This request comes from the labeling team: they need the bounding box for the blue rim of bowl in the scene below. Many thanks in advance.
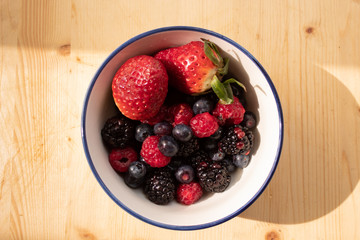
[81,26,284,231]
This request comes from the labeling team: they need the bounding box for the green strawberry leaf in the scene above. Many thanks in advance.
[211,77,247,104]
[211,76,228,103]
[217,58,229,76]
[211,76,233,104]
[223,82,234,103]
[201,38,223,67]
[222,78,247,92]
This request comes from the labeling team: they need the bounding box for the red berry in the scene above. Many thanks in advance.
[177,182,203,205]
[212,97,245,125]
[109,147,137,173]
[141,105,168,126]
[112,55,168,120]
[168,103,193,126]
[190,112,219,138]
[154,41,220,95]
[234,127,245,139]
[140,136,171,168]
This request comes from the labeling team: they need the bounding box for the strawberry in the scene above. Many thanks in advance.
[140,105,168,126]
[112,55,168,120]
[154,39,228,95]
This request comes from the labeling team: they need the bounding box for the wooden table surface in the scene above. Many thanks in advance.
[1,0,360,239]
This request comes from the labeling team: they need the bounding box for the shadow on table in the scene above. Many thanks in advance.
[238,64,360,224]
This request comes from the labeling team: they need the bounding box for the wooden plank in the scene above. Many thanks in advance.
[0,0,359,239]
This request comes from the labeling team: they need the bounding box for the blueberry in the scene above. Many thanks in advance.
[223,158,236,173]
[201,138,218,151]
[209,150,225,161]
[167,157,183,172]
[209,127,223,140]
[192,98,214,115]
[241,111,257,130]
[124,173,144,188]
[158,136,179,157]
[231,84,245,98]
[128,161,147,179]
[154,121,173,136]
[172,124,193,142]
[233,154,251,168]
[139,156,153,173]
[135,124,153,142]
[175,165,195,183]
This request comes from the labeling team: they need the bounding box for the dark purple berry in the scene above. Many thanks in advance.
[209,127,223,140]
[128,161,147,179]
[158,135,179,157]
[101,116,135,148]
[201,138,218,151]
[167,157,183,172]
[192,97,214,115]
[233,154,251,168]
[223,158,236,173]
[209,151,225,161]
[241,111,257,130]
[175,165,195,184]
[124,174,144,188]
[172,124,193,142]
[154,121,173,136]
[135,123,153,142]
[231,84,246,107]
[125,161,147,188]
[139,156,153,173]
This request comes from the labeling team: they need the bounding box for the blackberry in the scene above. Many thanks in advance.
[176,138,200,157]
[219,126,254,155]
[200,138,219,151]
[101,116,135,148]
[144,168,176,205]
[196,159,231,193]
[187,150,211,169]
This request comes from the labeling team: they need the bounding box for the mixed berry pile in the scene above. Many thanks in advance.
[101,39,257,205]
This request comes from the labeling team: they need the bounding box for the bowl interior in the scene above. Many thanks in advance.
[82,28,282,229]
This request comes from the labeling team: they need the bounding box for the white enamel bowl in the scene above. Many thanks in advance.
[81,26,283,230]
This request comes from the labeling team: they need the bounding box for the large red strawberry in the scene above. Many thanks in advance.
[112,55,168,120]
[154,39,228,95]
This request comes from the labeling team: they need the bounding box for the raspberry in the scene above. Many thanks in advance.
[212,97,245,126]
[140,136,171,168]
[140,105,168,126]
[168,103,193,126]
[190,112,219,138]
[108,147,137,172]
[176,182,203,205]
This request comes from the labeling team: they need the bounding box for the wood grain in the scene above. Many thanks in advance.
[1,0,359,239]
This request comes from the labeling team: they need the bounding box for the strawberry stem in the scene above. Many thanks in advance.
[222,78,247,92]
[201,38,229,78]
[211,76,231,104]
[210,76,246,105]
[218,58,229,76]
